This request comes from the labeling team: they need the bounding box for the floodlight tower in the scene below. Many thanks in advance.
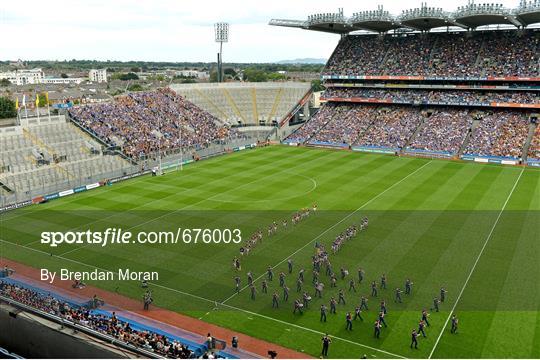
[214,22,229,83]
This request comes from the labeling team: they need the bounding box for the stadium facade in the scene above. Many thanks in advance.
[274,1,539,167]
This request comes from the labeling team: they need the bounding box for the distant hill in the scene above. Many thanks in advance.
[276,58,327,64]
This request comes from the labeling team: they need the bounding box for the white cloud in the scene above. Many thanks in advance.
[0,0,523,62]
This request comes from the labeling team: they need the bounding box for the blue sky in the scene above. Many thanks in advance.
[0,0,522,63]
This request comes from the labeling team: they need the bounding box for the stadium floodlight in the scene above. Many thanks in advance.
[214,22,229,83]
[215,22,229,43]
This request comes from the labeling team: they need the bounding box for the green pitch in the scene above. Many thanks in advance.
[1,145,539,358]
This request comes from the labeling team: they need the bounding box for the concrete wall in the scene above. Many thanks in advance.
[0,303,140,358]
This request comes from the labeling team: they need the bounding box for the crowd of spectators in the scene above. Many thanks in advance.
[464,111,530,158]
[309,105,377,145]
[323,30,540,78]
[289,104,425,149]
[527,125,540,160]
[290,102,533,158]
[408,109,472,154]
[286,103,339,143]
[69,88,238,160]
[322,88,540,105]
[0,281,194,358]
[354,106,424,149]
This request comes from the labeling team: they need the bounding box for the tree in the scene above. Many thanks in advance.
[0,97,17,119]
[130,67,141,73]
[0,79,11,87]
[243,68,268,82]
[224,68,237,77]
[37,93,48,106]
[60,73,69,78]
[311,79,325,92]
[268,72,287,81]
[127,84,144,92]
[113,72,139,81]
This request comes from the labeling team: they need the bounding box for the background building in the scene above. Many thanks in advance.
[89,69,107,83]
[0,69,44,85]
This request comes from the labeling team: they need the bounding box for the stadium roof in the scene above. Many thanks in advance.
[269,1,540,34]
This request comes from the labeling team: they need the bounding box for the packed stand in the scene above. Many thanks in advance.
[408,109,472,154]
[69,88,238,160]
[309,105,377,145]
[323,30,540,78]
[354,106,424,149]
[429,33,484,77]
[286,103,339,143]
[324,36,386,77]
[464,111,530,158]
[527,125,540,160]
[0,281,195,358]
[322,88,540,105]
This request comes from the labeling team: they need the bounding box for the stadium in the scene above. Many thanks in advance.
[0,0,539,359]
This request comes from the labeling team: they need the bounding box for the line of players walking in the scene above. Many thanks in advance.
[233,215,459,355]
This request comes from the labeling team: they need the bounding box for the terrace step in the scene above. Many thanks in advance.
[402,111,429,151]
[0,181,13,193]
[522,121,538,161]
[458,118,481,157]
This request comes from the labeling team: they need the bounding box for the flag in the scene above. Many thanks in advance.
[45,92,49,105]
[35,94,40,107]
[22,94,26,107]
[15,97,19,110]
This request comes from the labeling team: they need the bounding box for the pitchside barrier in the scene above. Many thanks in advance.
[403,148,454,159]
[527,159,540,167]
[307,140,349,149]
[351,145,399,155]
[461,154,521,165]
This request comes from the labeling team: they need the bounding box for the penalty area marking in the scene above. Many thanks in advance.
[427,167,525,359]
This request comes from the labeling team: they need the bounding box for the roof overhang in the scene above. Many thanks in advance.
[400,17,453,30]
[350,20,401,32]
[516,9,540,26]
[268,19,351,34]
[306,21,353,34]
[454,13,524,28]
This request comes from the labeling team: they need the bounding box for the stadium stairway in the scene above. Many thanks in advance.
[221,88,248,123]
[523,121,538,161]
[268,87,284,123]
[67,114,136,165]
[195,88,230,121]
[457,118,482,158]
[305,107,340,144]
[402,111,429,151]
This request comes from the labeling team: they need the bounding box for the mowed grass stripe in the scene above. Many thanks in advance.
[432,168,539,358]
[1,146,538,359]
